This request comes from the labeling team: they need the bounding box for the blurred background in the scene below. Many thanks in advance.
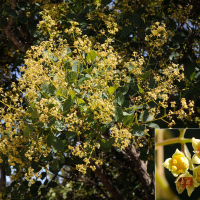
[155,129,200,200]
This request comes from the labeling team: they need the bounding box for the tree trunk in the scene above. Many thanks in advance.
[0,165,6,199]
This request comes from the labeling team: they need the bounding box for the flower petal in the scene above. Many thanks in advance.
[186,185,195,197]
[172,149,185,157]
[162,158,172,170]
[192,137,200,151]
[193,165,200,182]
[193,178,200,188]
[171,170,182,177]
[192,154,200,164]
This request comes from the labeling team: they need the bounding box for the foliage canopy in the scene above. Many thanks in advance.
[0,0,200,199]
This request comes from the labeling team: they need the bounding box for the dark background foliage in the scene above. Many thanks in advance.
[0,0,200,199]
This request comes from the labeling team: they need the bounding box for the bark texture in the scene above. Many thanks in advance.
[4,0,26,53]
[0,165,6,198]
[91,160,124,200]
[126,143,154,200]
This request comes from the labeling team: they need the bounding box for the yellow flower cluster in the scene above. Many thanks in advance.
[0,10,197,182]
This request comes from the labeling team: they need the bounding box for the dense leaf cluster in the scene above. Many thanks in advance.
[0,0,200,200]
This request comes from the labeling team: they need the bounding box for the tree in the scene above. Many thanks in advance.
[0,0,200,199]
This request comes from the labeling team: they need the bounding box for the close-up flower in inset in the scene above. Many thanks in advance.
[162,149,189,177]
[193,165,200,183]
[175,172,200,197]
[191,138,200,164]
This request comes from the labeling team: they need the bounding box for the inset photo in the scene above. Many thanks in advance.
[155,129,200,200]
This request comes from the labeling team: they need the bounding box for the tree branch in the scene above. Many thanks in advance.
[111,147,139,179]
[90,160,124,200]
[0,164,6,199]
[4,0,26,53]
[126,142,154,200]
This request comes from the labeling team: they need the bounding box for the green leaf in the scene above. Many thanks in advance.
[128,83,139,96]
[118,86,129,95]
[52,138,64,152]
[66,131,77,140]
[109,137,115,146]
[115,106,123,123]
[139,110,154,122]
[129,13,141,26]
[147,161,154,174]
[149,78,156,89]
[41,172,46,180]
[5,165,11,176]
[82,68,92,74]
[32,110,38,118]
[108,84,119,95]
[78,77,89,85]
[63,61,71,71]
[169,51,180,60]
[132,125,145,136]
[47,116,56,128]
[63,96,73,113]
[139,148,148,160]
[72,61,83,73]
[80,22,87,29]
[50,159,59,171]
[100,139,111,152]
[180,89,190,98]
[171,34,184,44]
[123,115,134,126]
[17,3,26,10]
[26,101,38,118]
[41,188,47,196]
[62,48,71,56]
[121,26,132,37]
[102,0,112,6]
[47,133,53,147]
[138,85,144,93]
[31,161,39,170]
[48,181,58,188]
[77,98,85,104]
[41,83,56,95]
[23,124,33,137]
[190,71,196,81]
[122,100,130,109]
[86,50,97,62]
[60,155,65,164]
[19,185,27,192]
[141,70,151,80]
[27,24,37,37]
[65,71,77,85]
[194,71,200,79]
[69,90,75,99]
[55,120,65,131]
[182,58,195,80]
[100,139,108,148]
[100,126,107,133]
[116,91,124,106]
[6,8,16,17]
[147,122,159,129]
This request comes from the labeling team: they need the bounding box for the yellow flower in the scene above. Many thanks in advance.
[193,165,200,182]
[191,137,200,164]
[175,172,200,197]
[162,149,189,177]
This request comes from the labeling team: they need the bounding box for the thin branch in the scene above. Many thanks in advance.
[4,0,26,53]
[126,142,154,200]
